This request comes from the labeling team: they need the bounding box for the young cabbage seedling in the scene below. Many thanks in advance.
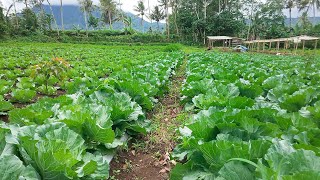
[31,57,70,94]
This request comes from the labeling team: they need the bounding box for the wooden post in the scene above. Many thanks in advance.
[315,40,318,50]
[257,42,260,52]
[263,42,265,51]
[269,41,272,50]
[284,41,287,49]
[277,41,280,51]
[302,40,305,50]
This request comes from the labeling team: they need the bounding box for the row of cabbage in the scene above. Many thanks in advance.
[0,44,165,104]
[171,53,320,179]
[0,44,184,179]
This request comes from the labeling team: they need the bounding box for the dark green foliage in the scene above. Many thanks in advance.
[208,11,245,36]
[163,43,182,52]
[0,7,7,37]
[21,8,39,35]
[88,15,99,30]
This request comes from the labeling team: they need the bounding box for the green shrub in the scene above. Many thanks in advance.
[163,43,183,52]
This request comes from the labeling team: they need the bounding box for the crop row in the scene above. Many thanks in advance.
[0,43,184,179]
[171,53,320,179]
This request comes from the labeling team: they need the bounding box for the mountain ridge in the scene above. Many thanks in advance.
[37,5,165,31]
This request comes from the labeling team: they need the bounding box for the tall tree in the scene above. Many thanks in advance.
[46,0,59,36]
[12,0,19,27]
[203,0,213,44]
[78,0,93,37]
[60,0,64,30]
[150,6,165,31]
[158,0,170,38]
[100,0,117,29]
[148,0,152,23]
[134,0,146,32]
[286,0,295,28]
[170,0,179,34]
[296,11,313,34]
[298,0,320,21]
[0,2,7,36]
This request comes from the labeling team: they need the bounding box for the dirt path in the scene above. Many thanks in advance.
[109,58,187,180]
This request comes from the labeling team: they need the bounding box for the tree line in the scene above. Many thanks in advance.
[1,0,320,43]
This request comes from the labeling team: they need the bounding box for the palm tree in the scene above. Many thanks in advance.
[150,6,165,31]
[158,0,169,38]
[134,0,146,32]
[123,15,133,32]
[100,0,117,29]
[60,0,64,30]
[297,0,320,21]
[78,0,93,37]
[286,0,295,28]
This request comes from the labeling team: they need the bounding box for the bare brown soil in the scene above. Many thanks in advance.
[109,60,186,180]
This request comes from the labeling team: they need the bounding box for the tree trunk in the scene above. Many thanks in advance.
[5,5,13,19]
[47,0,60,36]
[203,0,207,45]
[142,16,144,32]
[24,0,27,8]
[166,1,169,39]
[108,11,113,29]
[84,10,88,37]
[174,7,179,35]
[313,2,316,23]
[157,21,159,31]
[60,0,64,30]
[246,0,254,40]
[289,7,292,28]
[148,0,152,23]
[13,0,19,27]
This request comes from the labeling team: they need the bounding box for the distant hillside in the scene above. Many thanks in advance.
[285,17,320,26]
[35,5,165,32]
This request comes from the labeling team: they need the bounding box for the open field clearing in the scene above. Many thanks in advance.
[1,43,320,180]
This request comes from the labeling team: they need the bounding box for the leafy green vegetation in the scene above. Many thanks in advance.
[0,43,184,179]
[171,52,320,179]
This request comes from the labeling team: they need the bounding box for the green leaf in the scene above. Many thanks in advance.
[0,101,13,112]
[170,161,215,180]
[218,161,255,180]
[84,118,115,144]
[11,89,36,103]
[0,155,39,180]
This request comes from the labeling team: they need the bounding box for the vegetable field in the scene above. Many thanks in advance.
[172,53,320,179]
[1,43,320,180]
[0,43,184,179]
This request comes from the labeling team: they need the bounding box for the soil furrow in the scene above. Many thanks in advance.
[109,57,187,180]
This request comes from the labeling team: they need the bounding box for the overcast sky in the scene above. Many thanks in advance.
[1,0,319,17]
[0,0,159,13]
